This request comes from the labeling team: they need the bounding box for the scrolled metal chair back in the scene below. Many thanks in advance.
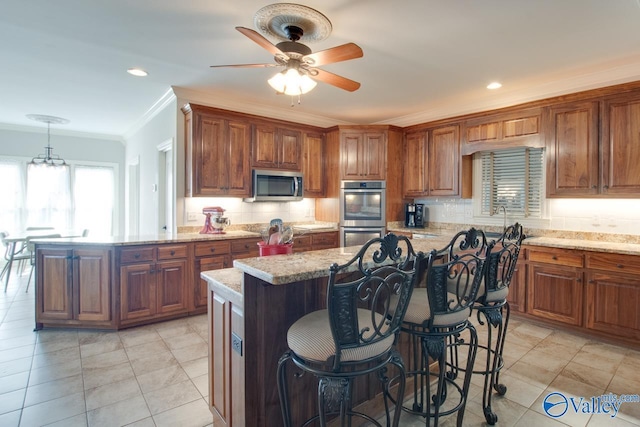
[326,233,423,370]
[483,223,525,298]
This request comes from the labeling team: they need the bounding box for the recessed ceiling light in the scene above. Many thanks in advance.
[487,82,502,90]
[127,68,148,77]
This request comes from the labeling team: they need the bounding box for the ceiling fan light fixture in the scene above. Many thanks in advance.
[268,68,316,96]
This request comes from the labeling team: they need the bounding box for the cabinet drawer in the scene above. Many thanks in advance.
[120,247,155,264]
[528,248,584,268]
[293,235,312,251]
[312,232,338,248]
[231,239,260,255]
[195,241,231,258]
[158,244,188,260]
[586,252,640,275]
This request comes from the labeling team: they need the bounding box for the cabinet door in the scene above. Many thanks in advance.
[586,271,640,340]
[506,263,525,313]
[226,120,252,196]
[195,256,231,310]
[196,114,227,195]
[527,264,583,326]
[545,102,599,197]
[403,131,427,197]
[302,131,325,197]
[428,125,459,196]
[341,132,364,179]
[209,292,231,425]
[156,259,188,315]
[252,124,278,168]
[74,248,111,322]
[120,263,156,321]
[362,132,386,179]
[37,248,73,321]
[278,128,302,170]
[602,96,640,195]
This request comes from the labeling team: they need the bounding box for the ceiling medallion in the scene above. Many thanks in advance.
[254,3,332,43]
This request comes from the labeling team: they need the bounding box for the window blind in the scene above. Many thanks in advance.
[480,147,544,218]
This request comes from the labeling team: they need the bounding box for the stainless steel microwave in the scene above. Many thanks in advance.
[244,169,304,202]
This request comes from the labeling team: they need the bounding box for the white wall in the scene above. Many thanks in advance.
[0,126,126,234]
[123,98,178,235]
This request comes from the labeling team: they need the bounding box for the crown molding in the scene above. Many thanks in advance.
[384,55,640,127]
[123,88,177,140]
[172,86,353,128]
[0,122,125,144]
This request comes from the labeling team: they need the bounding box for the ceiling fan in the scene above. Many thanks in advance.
[210,3,363,95]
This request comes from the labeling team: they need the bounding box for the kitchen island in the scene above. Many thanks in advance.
[202,231,640,426]
[201,237,452,427]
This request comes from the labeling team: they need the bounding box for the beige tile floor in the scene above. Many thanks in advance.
[2,267,640,426]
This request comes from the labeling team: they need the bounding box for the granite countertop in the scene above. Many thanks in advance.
[33,230,262,246]
[202,268,244,306]
[523,236,640,256]
[233,236,453,285]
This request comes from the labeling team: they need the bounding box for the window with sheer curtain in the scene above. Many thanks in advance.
[0,159,115,236]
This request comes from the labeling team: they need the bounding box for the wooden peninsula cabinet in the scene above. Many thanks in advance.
[119,244,190,325]
[36,246,113,328]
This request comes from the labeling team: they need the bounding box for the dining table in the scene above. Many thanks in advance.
[2,230,81,292]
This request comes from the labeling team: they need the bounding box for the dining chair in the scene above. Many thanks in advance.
[2,232,33,292]
[277,233,425,427]
[25,233,61,292]
[399,227,488,427]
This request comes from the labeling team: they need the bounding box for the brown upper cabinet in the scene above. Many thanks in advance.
[462,109,542,155]
[183,104,251,197]
[251,124,302,171]
[302,131,325,197]
[545,101,599,197]
[403,125,468,198]
[340,130,386,180]
[602,93,640,195]
[546,92,640,197]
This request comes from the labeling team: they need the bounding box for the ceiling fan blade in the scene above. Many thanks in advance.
[304,43,363,66]
[235,26,283,57]
[210,63,278,68]
[312,69,361,92]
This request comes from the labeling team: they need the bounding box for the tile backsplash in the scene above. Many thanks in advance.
[414,197,640,236]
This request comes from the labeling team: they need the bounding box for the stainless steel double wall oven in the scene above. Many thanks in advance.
[339,180,386,247]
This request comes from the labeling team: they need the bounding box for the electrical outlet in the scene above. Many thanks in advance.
[187,212,197,221]
[464,207,473,218]
[232,332,243,356]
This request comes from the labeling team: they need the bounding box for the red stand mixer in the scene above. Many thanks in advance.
[200,206,231,234]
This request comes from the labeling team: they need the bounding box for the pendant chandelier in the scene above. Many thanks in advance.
[27,114,70,167]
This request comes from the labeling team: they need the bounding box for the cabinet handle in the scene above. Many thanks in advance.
[149,269,155,274]
[617,264,623,269]
[551,255,558,260]
[210,248,216,253]
[603,185,609,190]
[576,278,581,283]
[244,244,249,249]
[170,250,175,256]
[589,279,594,283]
[134,253,140,259]
[591,185,597,189]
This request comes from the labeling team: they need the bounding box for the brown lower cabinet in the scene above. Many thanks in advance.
[36,246,113,328]
[521,245,640,345]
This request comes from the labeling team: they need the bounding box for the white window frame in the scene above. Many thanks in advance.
[0,155,119,235]
[471,149,550,228]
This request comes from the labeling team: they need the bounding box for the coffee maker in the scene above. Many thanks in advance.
[405,203,425,228]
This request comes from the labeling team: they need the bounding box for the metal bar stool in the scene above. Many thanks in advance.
[277,233,425,427]
[471,223,524,424]
[400,228,488,427]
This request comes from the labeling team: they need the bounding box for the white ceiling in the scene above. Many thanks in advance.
[2,0,640,138]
